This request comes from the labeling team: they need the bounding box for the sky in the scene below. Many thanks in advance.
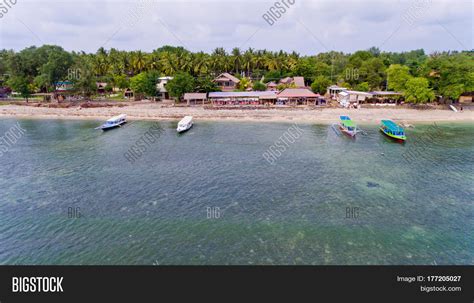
[0,0,472,55]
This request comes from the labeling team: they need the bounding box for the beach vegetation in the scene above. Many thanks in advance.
[311,76,331,94]
[130,70,160,99]
[0,45,471,103]
[7,76,33,101]
[355,82,370,92]
[404,77,435,103]
[166,72,195,100]
[252,81,267,91]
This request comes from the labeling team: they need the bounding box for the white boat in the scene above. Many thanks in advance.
[177,116,193,133]
[96,114,127,130]
[449,105,458,112]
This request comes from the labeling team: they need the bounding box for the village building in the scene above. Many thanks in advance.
[55,81,74,92]
[53,81,75,102]
[337,90,372,107]
[266,81,278,91]
[213,73,240,92]
[276,88,320,105]
[0,87,11,99]
[183,93,207,106]
[96,82,108,94]
[459,91,474,104]
[327,85,347,99]
[278,76,306,88]
[124,88,134,99]
[156,76,173,100]
[209,91,277,106]
[369,91,403,103]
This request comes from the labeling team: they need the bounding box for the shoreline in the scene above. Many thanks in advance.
[0,104,473,125]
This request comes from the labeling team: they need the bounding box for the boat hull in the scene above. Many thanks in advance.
[339,125,356,137]
[380,128,406,141]
[100,121,126,131]
[177,124,193,133]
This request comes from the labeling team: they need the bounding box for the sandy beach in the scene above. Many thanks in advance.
[0,103,473,124]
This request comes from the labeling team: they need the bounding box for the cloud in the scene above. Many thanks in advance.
[0,0,471,54]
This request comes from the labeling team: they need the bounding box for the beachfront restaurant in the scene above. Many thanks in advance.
[369,91,403,104]
[208,91,278,106]
[276,88,321,106]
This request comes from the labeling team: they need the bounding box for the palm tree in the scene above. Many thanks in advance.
[231,47,242,74]
[242,48,254,77]
[131,51,146,75]
[192,52,209,76]
[159,51,177,75]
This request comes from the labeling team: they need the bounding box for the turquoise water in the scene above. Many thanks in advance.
[0,119,472,265]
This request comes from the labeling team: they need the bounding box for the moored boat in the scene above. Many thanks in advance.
[96,114,127,130]
[380,120,406,141]
[339,116,357,137]
[177,116,193,133]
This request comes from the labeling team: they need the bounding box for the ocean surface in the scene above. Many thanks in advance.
[0,118,472,265]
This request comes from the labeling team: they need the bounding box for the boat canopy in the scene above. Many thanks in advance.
[106,114,127,122]
[340,116,351,120]
[381,120,404,132]
[342,120,356,128]
[178,116,193,125]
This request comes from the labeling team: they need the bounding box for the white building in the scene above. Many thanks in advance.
[337,90,372,107]
[327,85,347,99]
[156,76,173,100]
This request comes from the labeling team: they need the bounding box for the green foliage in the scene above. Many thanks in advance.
[252,81,267,91]
[386,64,411,92]
[311,76,331,94]
[130,71,159,98]
[7,76,33,101]
[166,72,195,99]
[195,76,220,93]
[404,77,435,103]
[355,82,370,92]
[237,77,252,91]
[113,74,130,90]
[427,53,474,100]
[1,45,472,103]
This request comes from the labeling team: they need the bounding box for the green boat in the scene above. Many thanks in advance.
[339,116,357,137]
[380,120,406,141]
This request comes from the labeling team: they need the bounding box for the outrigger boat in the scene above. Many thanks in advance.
[96,114,127,130]
[339,116,357,137]
[177,116,193,133]
[380,120,406,142]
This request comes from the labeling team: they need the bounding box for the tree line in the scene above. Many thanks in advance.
[0,45,472,102]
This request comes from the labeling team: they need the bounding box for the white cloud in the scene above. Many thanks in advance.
[0,0,471,54]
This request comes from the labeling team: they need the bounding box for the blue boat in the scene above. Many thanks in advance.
[380,120,406,141]
[96,114,127,131]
